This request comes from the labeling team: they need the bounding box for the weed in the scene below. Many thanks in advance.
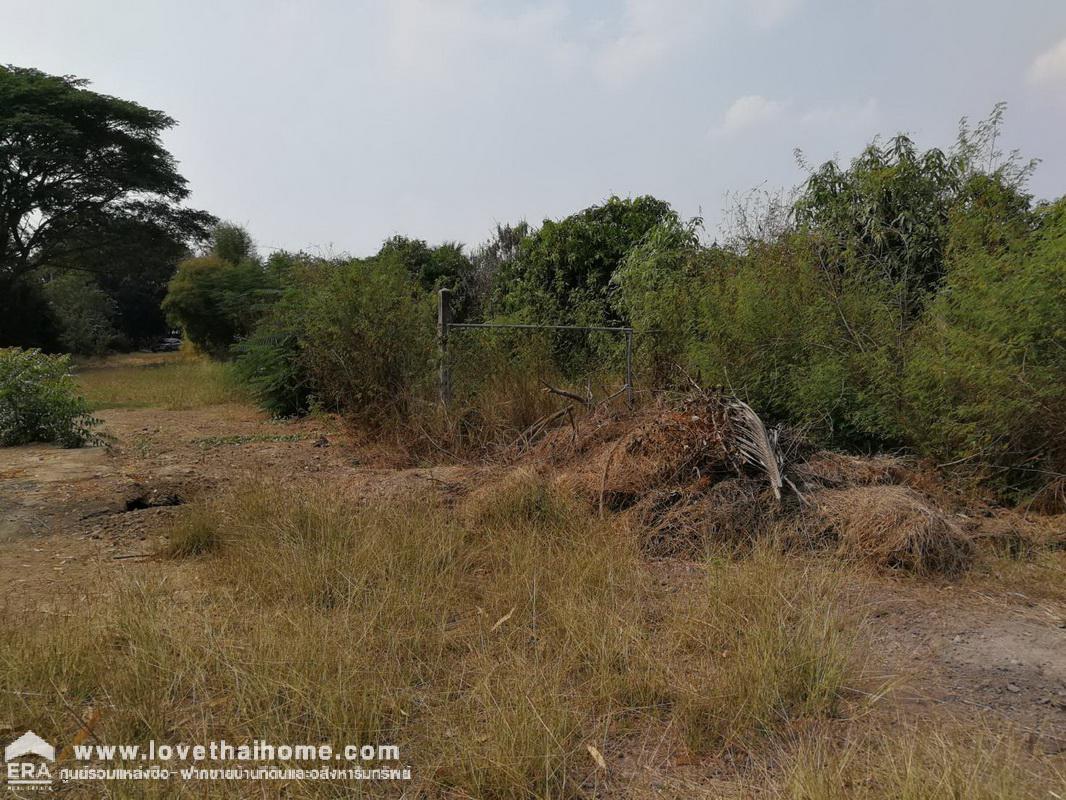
[772,723,1064,799]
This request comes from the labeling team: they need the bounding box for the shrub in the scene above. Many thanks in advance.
[905,197,1066,494]
[622,231,903,447]
[161,255,277,357]
[232,322,308,417]
[0,348,100,447]
[285,255,435,420]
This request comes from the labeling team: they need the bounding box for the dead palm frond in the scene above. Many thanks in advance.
[725,398,785,501]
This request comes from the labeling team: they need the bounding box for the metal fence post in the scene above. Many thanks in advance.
[438,288,452,406]
[625,329,634,409]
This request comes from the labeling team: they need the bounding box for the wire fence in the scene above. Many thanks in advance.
[436,289,635,408]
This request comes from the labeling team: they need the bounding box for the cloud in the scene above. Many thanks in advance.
[747,0,802,29]
[1028,36,1066,87]
[381,0,574,84]
[713,95,878,138]
[593,0,802,83]
[798,97,879,129]
[716,94,788,135]
[382,0,806,90]
[593,0,716,84]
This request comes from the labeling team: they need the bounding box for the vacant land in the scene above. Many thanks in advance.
[1,353,1063,798]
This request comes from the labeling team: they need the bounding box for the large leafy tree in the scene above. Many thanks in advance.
[493,195,675,326]
[0,65,213,346]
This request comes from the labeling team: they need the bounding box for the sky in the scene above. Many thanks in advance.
[3,0,1066,256]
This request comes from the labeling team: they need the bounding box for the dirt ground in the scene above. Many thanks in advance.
[2,378,1064,774]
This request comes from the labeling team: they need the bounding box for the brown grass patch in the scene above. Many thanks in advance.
[809,486,974,575]
[768,721,1064,799]
[1,471,872,797]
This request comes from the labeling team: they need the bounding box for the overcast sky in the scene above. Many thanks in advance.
[4,1,1066,255]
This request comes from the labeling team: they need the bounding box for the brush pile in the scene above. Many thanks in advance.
[527,390,984,574]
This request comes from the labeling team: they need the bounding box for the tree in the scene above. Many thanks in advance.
[0,65,213,346]
[375,235,475,318]
[211,222,256,265]
[793,106,1035,324]
[162,256,276,357]
[493,195,675,326]
[42,271,117,355]
[466,222,529,320]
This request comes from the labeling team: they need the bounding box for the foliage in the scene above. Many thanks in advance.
[0,65,213,349]
[613,215,707,382]
[0,278,60,351]
[289,256,435,419]
[161,255,277,357]
[42,272,118,355]
[0,348,100,447]
[494,195,675,327]
[376,235,475,319]
[704,239,899,445]
[210,222,256,265]
[232,319,308,417]
[905,198,1066,492]
[465,222,529,321]
[794,106,1035,324]
[795,134,962,320]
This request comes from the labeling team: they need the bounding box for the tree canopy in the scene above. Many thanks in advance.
[493,195,675,326]
[0,65,213,347]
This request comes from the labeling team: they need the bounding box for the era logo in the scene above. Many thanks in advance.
[4,731,54,789]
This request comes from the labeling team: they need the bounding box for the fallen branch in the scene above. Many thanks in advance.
[513,405,574,453]
[540,380,590,406]
[593,384,629,412]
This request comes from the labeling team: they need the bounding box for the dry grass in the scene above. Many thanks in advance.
[967,547,1066,605]
[661,546,863,754]
[809,486,975,576]
[767,722,1064,799]
[0,471,870,798]
[75,351,248,410]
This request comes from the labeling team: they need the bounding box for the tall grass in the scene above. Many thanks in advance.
[75,352,248,410]
[771,724,1064,799]
[661,546,862,753]
[2,472,866,797]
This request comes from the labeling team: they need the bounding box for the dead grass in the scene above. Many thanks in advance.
[661,546,863,754]
[75,352,248,410]
[967,547,1066,605]
[768,722,1064,799]
[808,486,975,576]
[1,471,870,798]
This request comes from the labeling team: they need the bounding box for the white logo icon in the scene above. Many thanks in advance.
[4,731,54,788]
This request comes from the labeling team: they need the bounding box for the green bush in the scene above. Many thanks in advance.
[905,198,1066,493]
[232,255,435,421]
[161,255,277,357]
[0,348,101,447]
[296,256,435,419]
[493,195,675,374]
[232,321,308,417]
[619,230,903,447]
